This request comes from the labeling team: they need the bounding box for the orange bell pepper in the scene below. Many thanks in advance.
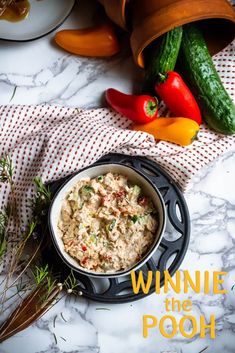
[132,117,199,146]
[54,23,120,57]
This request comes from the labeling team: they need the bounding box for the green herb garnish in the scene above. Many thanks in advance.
[130,215,139,224]
[105,242,113,250]
[108,219,116,231]
[79,201,84,210]
[82,185,94,193]
[101,263,109,271]
[78,223,85,230]
[90,233,98,244]
[132,185,141,196]
[97,175,103,182]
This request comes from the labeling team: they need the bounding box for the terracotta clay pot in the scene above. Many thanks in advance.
[130,0,235,67]
[98,0,128,30]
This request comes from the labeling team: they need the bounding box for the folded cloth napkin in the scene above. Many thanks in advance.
[0,41,234,230]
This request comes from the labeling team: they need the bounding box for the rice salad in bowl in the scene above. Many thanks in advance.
[58,172,158,273]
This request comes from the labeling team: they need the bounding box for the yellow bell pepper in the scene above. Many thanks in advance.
[54,23,120,57]
[132,117,199,146]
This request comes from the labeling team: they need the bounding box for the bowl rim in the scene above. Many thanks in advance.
[48,162,166,278]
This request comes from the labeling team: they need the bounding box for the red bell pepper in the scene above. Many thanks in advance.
[105,88,158,124]
[155,71,202,125]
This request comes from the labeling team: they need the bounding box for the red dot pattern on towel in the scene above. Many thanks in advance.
[0,41,234,250]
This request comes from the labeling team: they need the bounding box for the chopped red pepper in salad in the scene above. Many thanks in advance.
[138,196,148,206]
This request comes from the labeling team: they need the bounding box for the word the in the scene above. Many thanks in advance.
[164,298,192,312]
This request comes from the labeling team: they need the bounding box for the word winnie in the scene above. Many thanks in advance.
[131,270,228,294]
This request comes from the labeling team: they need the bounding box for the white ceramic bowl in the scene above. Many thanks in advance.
[48,163,166,278]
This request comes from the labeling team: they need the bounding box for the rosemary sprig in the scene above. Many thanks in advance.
[29,177,51,223]
[63,271,79,294]
[0,161,49,315]
[0,156,18,228]
[46,276,57,299]
[0,222,42,313]
[0,211,7,233]
[0,211,7,258]
[24,221,37,241]
[0,156,14,185]
[32,264,49,286]
[34,177,51,201]
[0,158,82,343]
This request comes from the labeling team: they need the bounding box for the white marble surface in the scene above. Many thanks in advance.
[0,1,235,352]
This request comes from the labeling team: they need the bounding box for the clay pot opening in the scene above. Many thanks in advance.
[143,17,235,70]
[130,0,235,67]
[199,18,235,56]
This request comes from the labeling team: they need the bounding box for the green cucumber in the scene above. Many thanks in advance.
[142,27,183,94]
[180,24,235,135]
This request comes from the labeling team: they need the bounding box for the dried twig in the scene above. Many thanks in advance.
[0,284,61,343]
[0,156,67,342]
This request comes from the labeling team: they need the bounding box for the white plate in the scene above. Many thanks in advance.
[0,0,75,41]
